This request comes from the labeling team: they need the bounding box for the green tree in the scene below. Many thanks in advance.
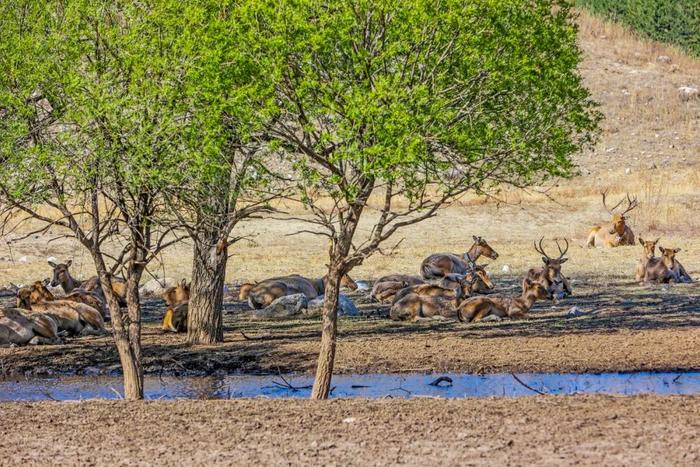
[248,0,601,399]
[0,1,196,399]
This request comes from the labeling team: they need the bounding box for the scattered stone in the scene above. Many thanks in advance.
[656,55,671,64]
[501,264,512,274]
[47,256,59,264]
[678,86,698,101]
[354,280,370,291]
[567,306,586,317]
[342,417,356,424]
[139,277,178,298]
[625,167,632,175]
[253,293,308,319]
[18,256,28,263]
[480,314,503,323]
[306,294,359,317]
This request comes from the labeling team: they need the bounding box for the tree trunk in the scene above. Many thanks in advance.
[93,256,144,400]
[311,266,342,399]
[187,238,227,344]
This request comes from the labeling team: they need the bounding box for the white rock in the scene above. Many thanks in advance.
[567,306,586,317]
[501,264,512,274]
[47,256,59,264]
[18,256,28,263]
[656,55,672,64]
[678,86,699,101]
[625,167,632,175]
[342,417,356,424]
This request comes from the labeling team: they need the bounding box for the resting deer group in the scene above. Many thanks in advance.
[636,237,692,284]
[420,236,498,279]
[0,307,61,346]
[587,191,638,248]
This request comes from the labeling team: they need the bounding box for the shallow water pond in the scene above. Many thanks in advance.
[0,371,697,401]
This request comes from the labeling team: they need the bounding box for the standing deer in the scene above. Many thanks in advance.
[635,237,659,282]
[457,278,554,323]
[420,236,498,279]
[523,237,572,300]
[587,191,638,248]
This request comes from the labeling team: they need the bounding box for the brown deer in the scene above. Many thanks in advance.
[420,236,498,279]
[48,260,127,306]
[238,283,256,301]
[457,278,553,323]
[0,307,61,346]
[161,280,190,333]
[16,284,104,335]
[586,191,638,248]
[370,275,425,304]
[246,273,357,309]
[643,246,688,283]
[524,237,572,300]
[389,273,487,321]
[636,237,659,282]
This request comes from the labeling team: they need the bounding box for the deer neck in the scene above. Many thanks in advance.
[312,277,326,295]
[519,290,538,311]
[465,245,480,263]
[63,275,79,293]
[613,222,625,236]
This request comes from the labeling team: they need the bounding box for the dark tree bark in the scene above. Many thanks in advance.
[310,264,342,399]
[187,236,227,344]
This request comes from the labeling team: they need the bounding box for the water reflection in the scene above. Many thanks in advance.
[0,371,697,401]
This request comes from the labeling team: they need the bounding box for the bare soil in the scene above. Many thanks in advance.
[1,396,697,466]
[2,277,698,377]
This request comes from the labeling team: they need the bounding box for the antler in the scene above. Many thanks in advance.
[554,238,569,260]
[533,236,550,260]
[620,193,639,216]
[601,189,625,215]
[534,237,569,260]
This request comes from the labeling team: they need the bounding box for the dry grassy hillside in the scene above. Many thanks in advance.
[0,12,698,286]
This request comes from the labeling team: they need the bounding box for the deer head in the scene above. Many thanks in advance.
[638,237,660,259]
[601,190,638,235]
[658,246,680,268]
[523,277,553,301]
[534,237,569,299]
[340,273,358,290]
[466,235,499,260]
[48,259,74,289]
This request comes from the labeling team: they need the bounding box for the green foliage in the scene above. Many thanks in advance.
[578,0,700,56]
[248,0,601,207]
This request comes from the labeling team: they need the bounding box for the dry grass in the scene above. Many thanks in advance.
[0,12,699,286]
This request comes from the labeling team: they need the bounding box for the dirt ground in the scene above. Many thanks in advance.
[2,276,699,377]
[1,396,697,466]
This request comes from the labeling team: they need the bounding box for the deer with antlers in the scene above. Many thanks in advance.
[587,191,638,248]
[524,237,572,300]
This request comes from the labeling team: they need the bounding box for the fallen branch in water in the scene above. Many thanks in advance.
[428,376,453,387]
[511,373,546,395]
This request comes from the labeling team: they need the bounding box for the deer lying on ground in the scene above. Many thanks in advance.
[245,274,358,309]
[643,246,691,283]
[49,260,127,307]
[0,308,61,346]
[370,275,425,304]
[457,278,554,323]
[587,191,638,248]
[420,236,498,279]
[524,237,572,300]
[636,237,659,282]
[389,275,478,321]
[161,280,190,333]
[16,283,105,335]
[393,264,494,305]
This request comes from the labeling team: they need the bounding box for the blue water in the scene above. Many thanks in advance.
[0,371,697,401]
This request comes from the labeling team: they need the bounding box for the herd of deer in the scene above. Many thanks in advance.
[0,192,692,345]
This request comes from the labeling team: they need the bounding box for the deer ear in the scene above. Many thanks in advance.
[48,260,57,268]
[65,259,72,268]
[674,248,681,253]
[541,257,549,265]
[560,258,568,264]
[472,235,478,242]
[659,246,666,254]
[524,278,532,287]
[654,238,660,244]
[638,237,644,246]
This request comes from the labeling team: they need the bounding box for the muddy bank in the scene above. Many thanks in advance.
[0,396,697,465]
